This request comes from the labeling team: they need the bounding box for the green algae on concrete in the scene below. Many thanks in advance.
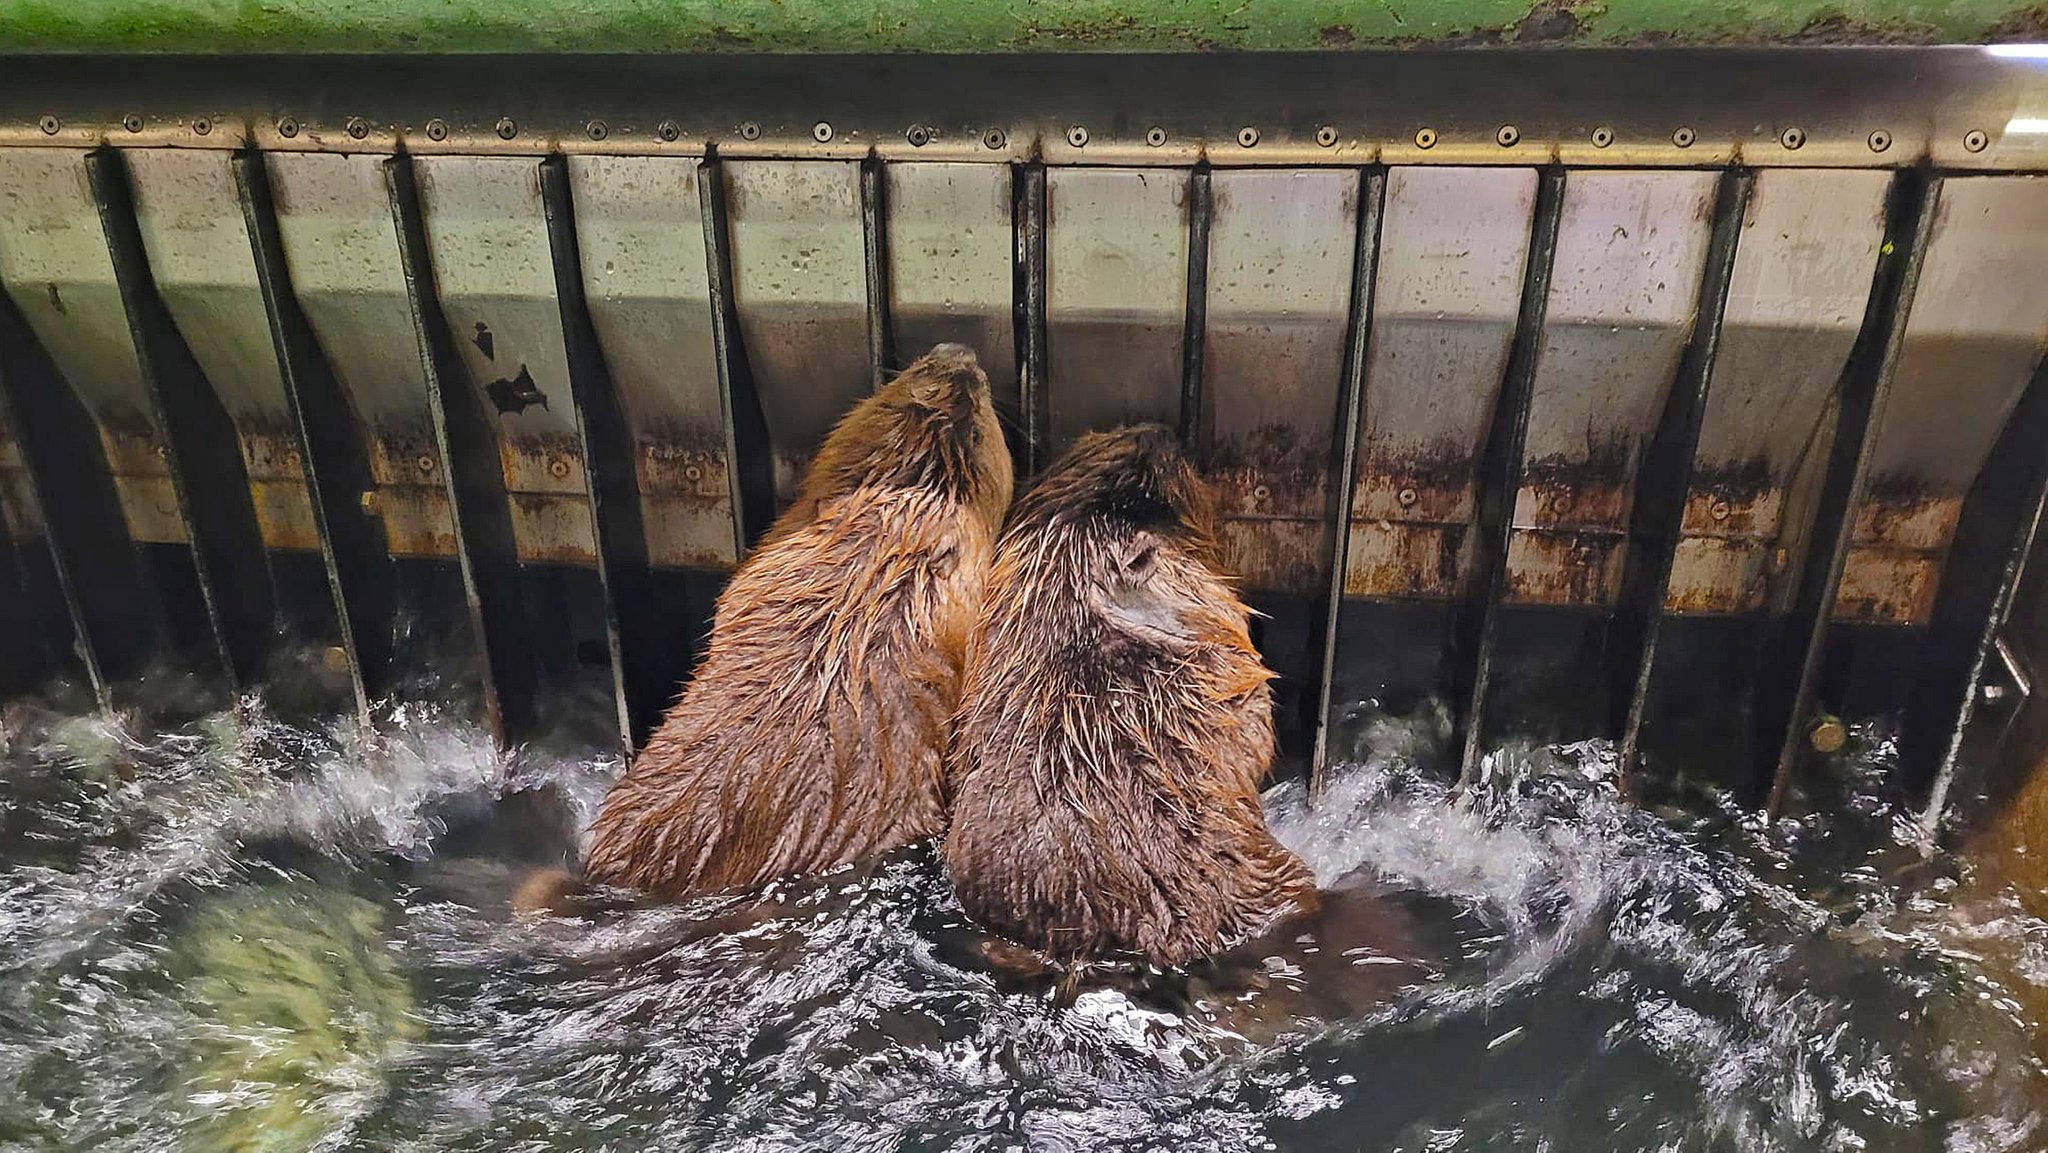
[0,0,2041,54]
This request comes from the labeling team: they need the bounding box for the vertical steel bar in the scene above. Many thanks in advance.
[539,154,656,748]
[699,148,776,550]
[1310,167,1389,789]
[235,148,394,727]
[1760,172,1941,814]
[1015,162,1049,474]
[1451,166,1568,787]
[88,146,273,693]
[1909,352,2048,828]
[0,296,157,709]
[386,153,536,747]
[861,153,894,390]
[1178,163,1213,459]
[1608,168,1755,792]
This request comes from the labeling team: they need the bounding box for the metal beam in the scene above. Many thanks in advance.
[1178,163,1213,459]
[697,149,777,551]
[1759,171,1940,814]
[1014,162,1049,474]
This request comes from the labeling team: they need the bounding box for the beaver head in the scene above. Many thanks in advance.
[781,342,1013,542]
[943,424,1316,968]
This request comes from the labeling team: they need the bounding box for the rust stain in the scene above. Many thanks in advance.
[1504,528,1624,606]
[1664,535,1778,615]
[1219,517,1327,595]
[1516,434,1636,531]
[1835,546,1940,624]
[1344,519,1469,600]
[501,432,588,494]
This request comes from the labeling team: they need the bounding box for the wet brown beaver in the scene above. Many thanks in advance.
[573,342,1013,901]
[942,424,1320,967]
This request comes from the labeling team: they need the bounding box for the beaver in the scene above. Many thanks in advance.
[942,424,1320,968]
[570,342,1013,902]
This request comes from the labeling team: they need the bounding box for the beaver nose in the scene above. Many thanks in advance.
[925,342,980,369]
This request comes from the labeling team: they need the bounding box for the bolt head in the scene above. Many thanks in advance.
[1067,125,1089,147]
[658,120,681,142]
[495,117,518,140]
[1808,715,1848,754]
[812,121,834,143]
[1315,125,1338,147]
[425,118,449,142]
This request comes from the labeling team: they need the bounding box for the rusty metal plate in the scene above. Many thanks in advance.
[267,151,457,559]
[0,146,184,545]
[1203,168,1358,594]
[884,162,1016,406]
[567,154,736,570]
[126,148,320,553]
[1504,169,1717,607]
[1347,166,1536,600]
[1836,175,2048,625]
[415,154,597,565]
[0,406,42,542]
[1045,167,1189,454]
[723,159,870,503]
[1668,169,1888,617]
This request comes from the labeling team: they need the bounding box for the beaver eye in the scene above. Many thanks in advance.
[1122,543,1157,577]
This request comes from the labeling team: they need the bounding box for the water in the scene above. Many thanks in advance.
[3,671,2047,1152]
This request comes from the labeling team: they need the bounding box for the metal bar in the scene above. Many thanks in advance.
[1178,163,1213,459]
[1760,171,1941,815]
[539,153,656,748]
[1311,166,1389,789]
[234,148,394,726]
[861,153,893,389]
[1014,162,1049,473]
[1450,165,1568,787]
[697,148,776,551]
[385,153,536,746]
[0,295,156,709]
[88,146,273,692]
[1607,167,1755,792]
[1908,351,2048,827]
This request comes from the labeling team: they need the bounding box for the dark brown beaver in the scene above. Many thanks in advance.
[577,343,1013,900]
[942,424,1318,967]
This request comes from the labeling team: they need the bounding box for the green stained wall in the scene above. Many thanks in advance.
[0,0,2039,53]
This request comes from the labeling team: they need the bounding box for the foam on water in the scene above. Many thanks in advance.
[2,681,2046,1152]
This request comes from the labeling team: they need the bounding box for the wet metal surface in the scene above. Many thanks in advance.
[884,162,1017,410]
[724,160,869,504]
[1506,170,1716,608]
[414,156,598,566]
[1837,175,2048,626]
[1201,168,1358,593]
[1669,169,1889,617]
[1346,167,1536,600]
[567,154,737,571]
[126,148,320,553]
[1045,167,1189,453]
[266,152,458,559]
[0,147,184,545]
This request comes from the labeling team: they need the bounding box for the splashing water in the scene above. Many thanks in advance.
[1,679,2046,1152]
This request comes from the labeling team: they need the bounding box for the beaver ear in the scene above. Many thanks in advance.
[1100,532,1194,641]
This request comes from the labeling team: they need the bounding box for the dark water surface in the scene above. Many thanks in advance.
[1,669,2045,1152]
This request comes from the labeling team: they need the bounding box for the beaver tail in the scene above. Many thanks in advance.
[510,867,584,918]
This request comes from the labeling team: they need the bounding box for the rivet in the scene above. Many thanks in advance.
[1414,127,1438,149]
[1397,486,1419,508]
[811,120,833,143]
[683,464,703,482]
[425,119,449,142]
[121,113,143,133]
[1238,126,1260,148]
[1495,124,1520,147]
[36,115,58,136]
[905,124,931,147]
[1779,126,1806,150]
[1146,126,1168,147]
[1252,483,1271,501]
[1965,128,1990,153]
[1807,715,1848,754]
[1067,125,1089,148]
[1710,499,1732,522]
[1591,125,1615,148]
[982,127,1007,150]
[658,120,681,142]
[193,117,213,136]
[322,645,350,674]
[346,117,369,140]
[416,455,437,474]
[1551,488,1574,515]
[586,119,608,141]
[549,459,571,479]
[1672,126,1697,148]
[739,121,762,141]
[495,117,518,140]
[1315,125,1338,147]
[277,116,300,138]
[1868,129,1892,153]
